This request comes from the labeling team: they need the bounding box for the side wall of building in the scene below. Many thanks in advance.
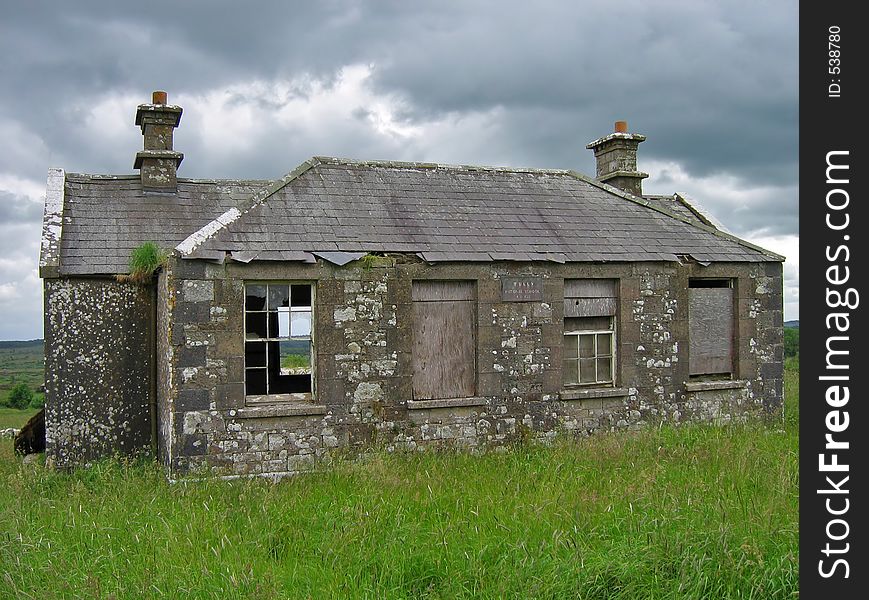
[43,277,155,467]
[162,257,783,477]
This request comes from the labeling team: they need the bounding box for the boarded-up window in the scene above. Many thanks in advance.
[412,280,477,399]
[688,279,734,376]
[563,280,617,386]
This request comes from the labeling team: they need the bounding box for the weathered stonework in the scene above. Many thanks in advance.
[43,278,155,467]
[155,256,782,479]
[40,100,786,473]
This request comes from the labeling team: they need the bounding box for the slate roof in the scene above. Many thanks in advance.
[43,157,781,276]
[48,173,269,275]
[179,157,781,265]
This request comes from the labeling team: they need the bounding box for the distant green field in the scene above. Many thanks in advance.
[0,340,44,408]
[0,408,40,430]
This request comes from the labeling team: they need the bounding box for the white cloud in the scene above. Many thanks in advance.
[643,159,797,238]
[0,282,20,301]
[0,173,46,202]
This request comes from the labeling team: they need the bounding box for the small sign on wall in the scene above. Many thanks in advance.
[501,277,544,302]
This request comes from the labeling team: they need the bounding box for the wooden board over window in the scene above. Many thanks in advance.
[689,286,734,375]
[412,280,476,400]
[412,280,477,302]
[564,279,617,318]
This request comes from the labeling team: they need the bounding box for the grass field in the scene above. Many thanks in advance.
[0,408,40,430]
[0,362,799,599]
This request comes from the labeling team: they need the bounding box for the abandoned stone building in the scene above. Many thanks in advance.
[38,92,784,476]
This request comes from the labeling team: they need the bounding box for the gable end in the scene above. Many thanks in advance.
[39,167,65,278]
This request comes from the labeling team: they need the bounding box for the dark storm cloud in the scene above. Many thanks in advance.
[2,1,796,183]
[0,191,43,224]
[718,191,799,239]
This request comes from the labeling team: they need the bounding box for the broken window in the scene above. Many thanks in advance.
[563,279,617,386]
[244,283,313,400]
[411,280,477,400]
[688,279,734,376]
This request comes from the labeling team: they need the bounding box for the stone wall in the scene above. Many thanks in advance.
[43,277,155,467]
[161,256,783,478]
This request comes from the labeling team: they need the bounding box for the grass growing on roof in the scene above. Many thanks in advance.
[0,363,799,599]
[117,242,168,284]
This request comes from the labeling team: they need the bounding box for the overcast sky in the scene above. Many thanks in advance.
[0,0,798,340]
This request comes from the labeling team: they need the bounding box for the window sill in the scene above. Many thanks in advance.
[406,397,487,410]
[685,380,746,392]
[559,387,629,401]
[231,403,327,419]
[246,392,312,405]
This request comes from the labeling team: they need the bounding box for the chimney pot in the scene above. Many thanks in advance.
[585,121,648,196]
[152,90,168,105]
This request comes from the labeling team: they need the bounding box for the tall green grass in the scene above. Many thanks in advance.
[0,366,799,599]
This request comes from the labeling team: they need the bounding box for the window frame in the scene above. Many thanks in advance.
[243,281,316,404]
[562,318,616,387]
[562,278,619,389]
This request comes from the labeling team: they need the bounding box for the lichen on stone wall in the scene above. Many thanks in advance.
[154,258,783,479]
[44,278,155,467]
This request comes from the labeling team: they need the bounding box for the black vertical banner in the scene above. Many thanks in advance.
[800,2,866,596]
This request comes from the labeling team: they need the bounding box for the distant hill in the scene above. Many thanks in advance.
[0,339,43,349]
[784,320,799,329]
[0,339,44,401]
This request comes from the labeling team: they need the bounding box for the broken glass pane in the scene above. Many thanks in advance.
[245,368,267,395]
[245,285,266,311]
[268,340,312,394]
[245,341,267,367]
[291,284,312,307]
[245,312,267,339]
[277,340,311,375]
[268,285,290,311]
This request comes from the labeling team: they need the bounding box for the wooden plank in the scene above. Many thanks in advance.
[689,288,734,375]
[564,316,612,332]
[564,279,617,299]
[564,297,617,318]
[412,299,476,399]
[412,280,477,302]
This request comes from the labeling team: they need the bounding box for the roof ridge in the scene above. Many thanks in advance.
[176,158,320,256]
[566,171,783,261]
[313,155,574,176]
[673,192,730,232]
[65,173,274,185]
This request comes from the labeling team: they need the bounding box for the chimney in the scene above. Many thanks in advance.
[134,90,184,192]
[585,120,648,196]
